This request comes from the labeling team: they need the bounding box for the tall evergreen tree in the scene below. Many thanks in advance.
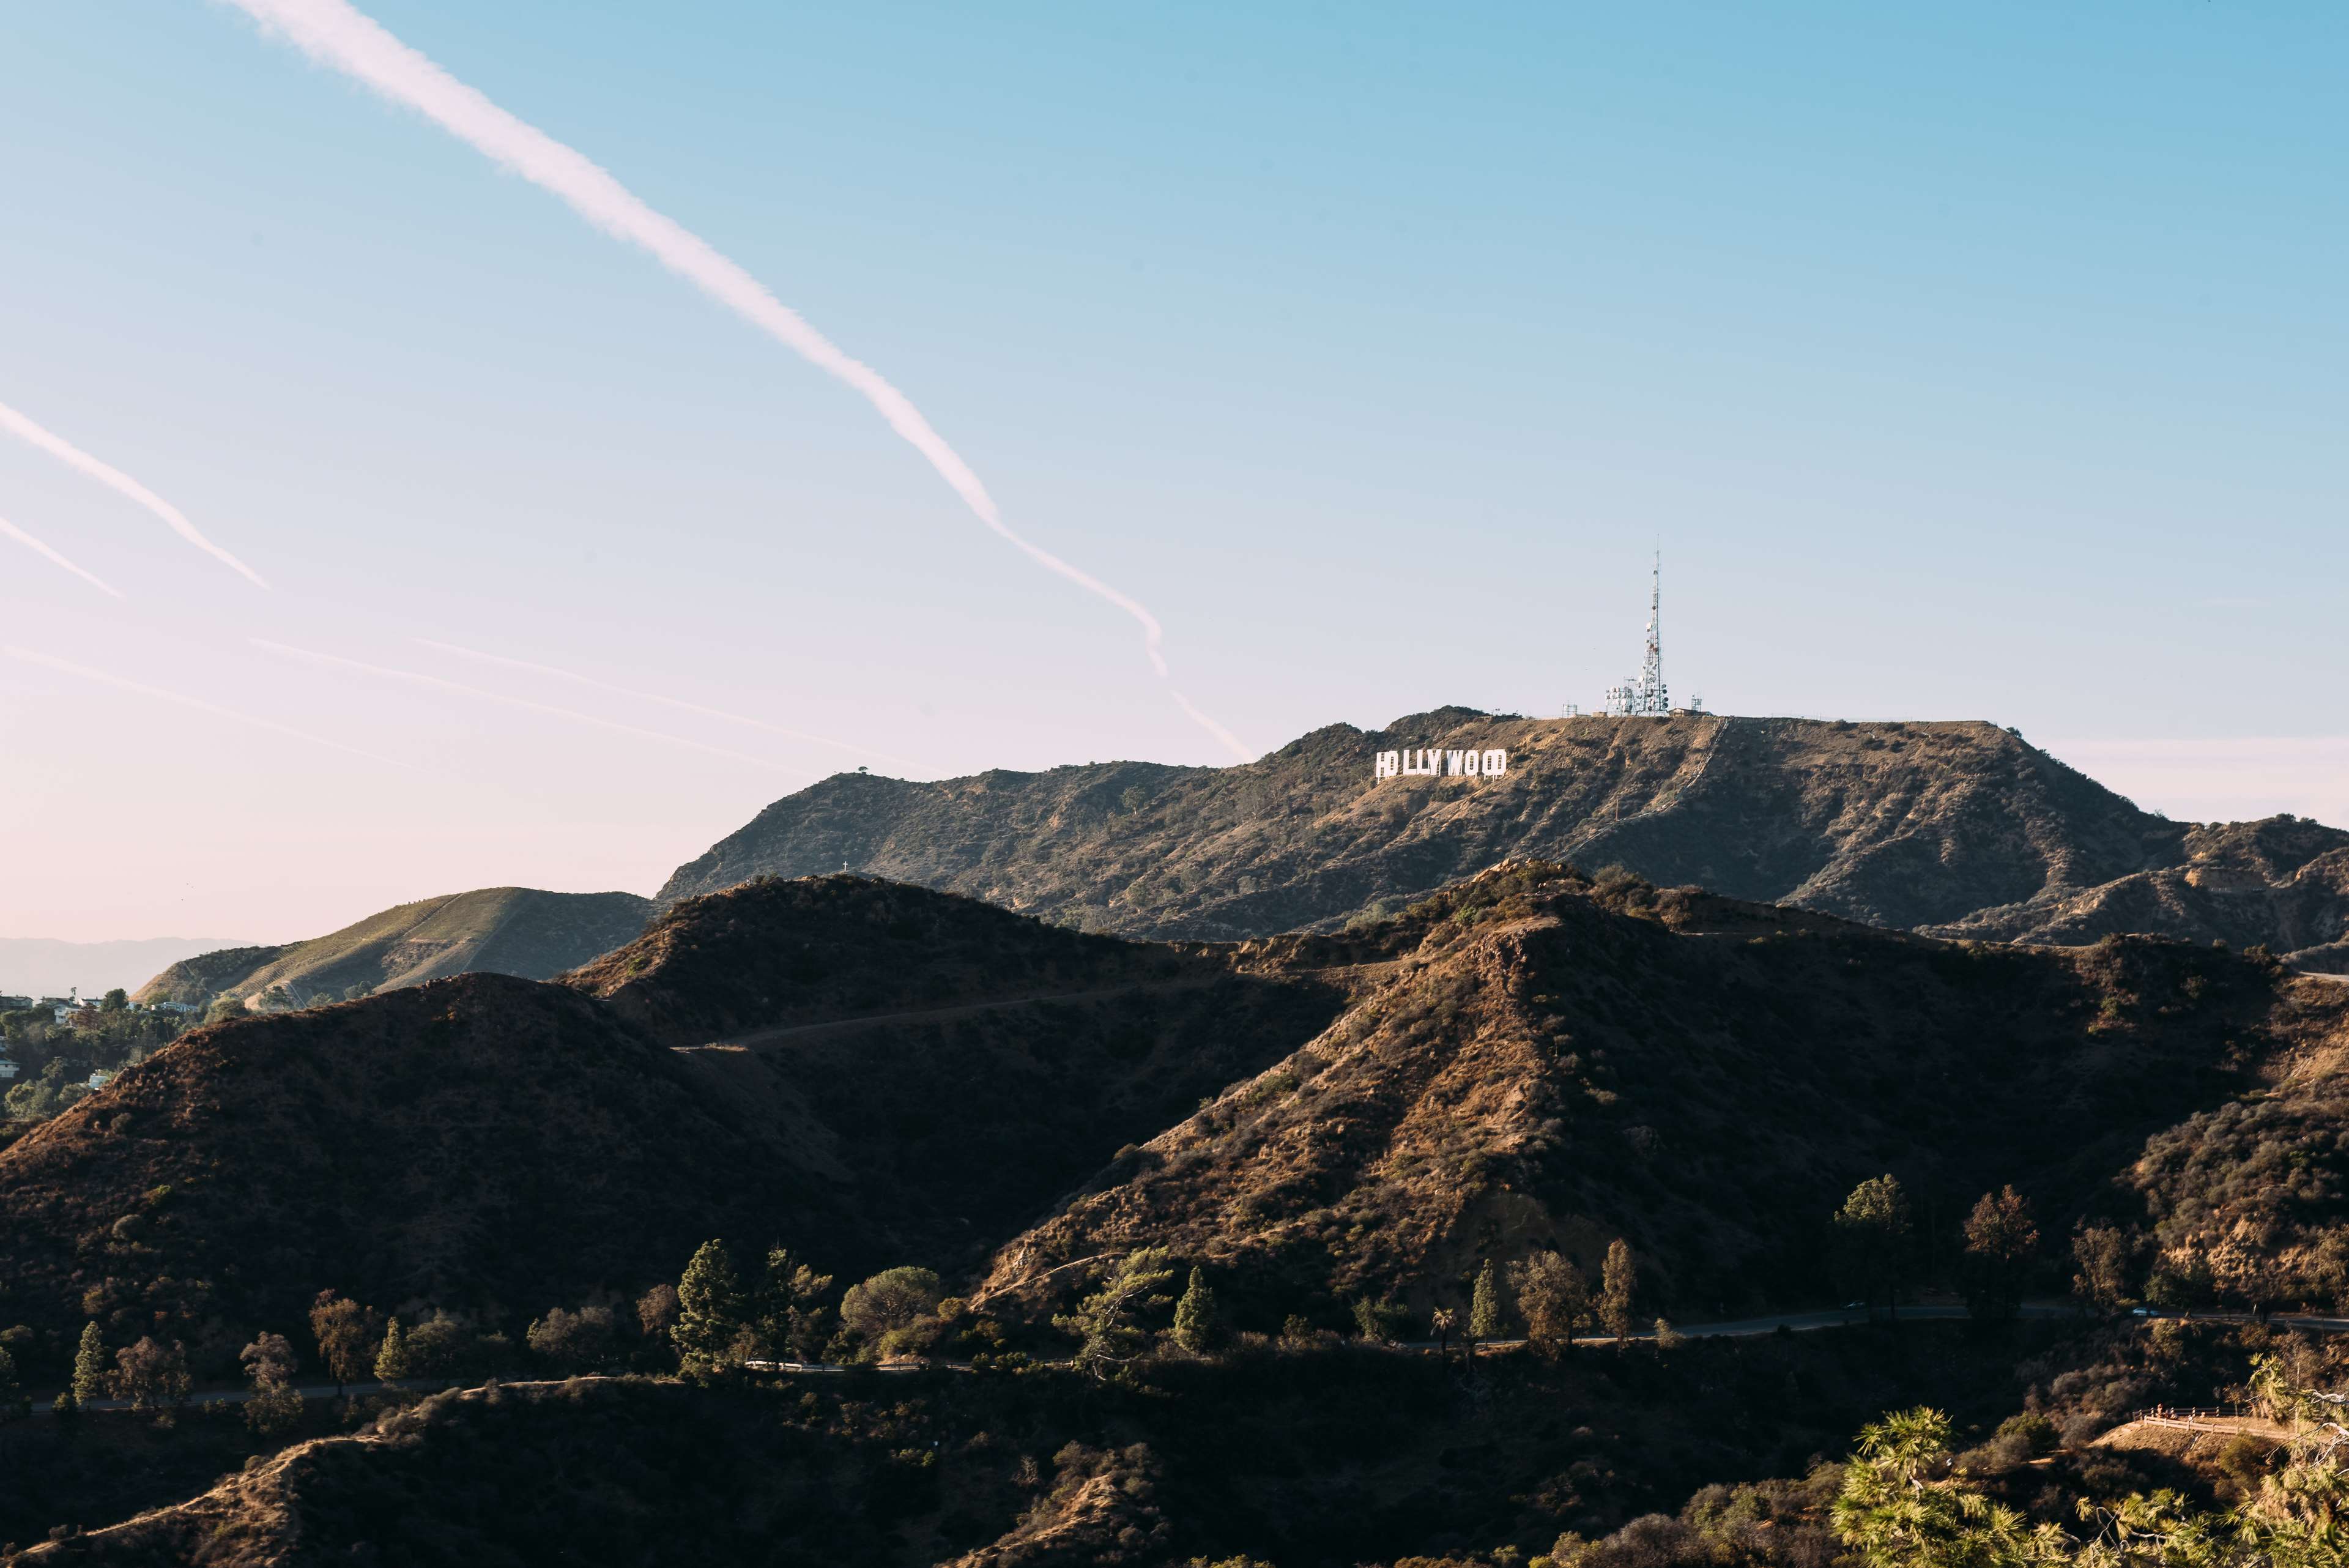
[1834,1176,1913,1318]
[1600,1239,1638,1342]
[1468,1258,1507,1342]
[374,1317,413,1383]
[1961,1187,2039,1321]
[71,1322,108,1403]
[1172,1267,1225,1354]
[1053,1248,1176,1380]
[674,1239,748,1377]
[752,1246,834,1362]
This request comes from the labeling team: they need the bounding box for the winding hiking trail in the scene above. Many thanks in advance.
[698,960,1400,1054]
[703,977,1224,1053]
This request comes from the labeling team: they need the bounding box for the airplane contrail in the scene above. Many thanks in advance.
[1170,689,1251,763]
[0,517,124,600]
[414,637,918,770]
[220,0,1251,762]
[0,400,269,588]
[5,646,405,767]
[251,637,815,776]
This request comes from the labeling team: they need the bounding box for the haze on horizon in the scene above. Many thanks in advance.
[2,1,2343,945]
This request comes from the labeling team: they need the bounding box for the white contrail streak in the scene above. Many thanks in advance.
[4,645,406,767]
[251,637,814,776]
[220,0,1250,762]
[414,637,918,770]
[1170,689,1252,763]
[0,400,269,588]
[0,517,124,600]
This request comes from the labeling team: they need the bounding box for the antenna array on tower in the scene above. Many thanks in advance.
[1603,552,1672,716]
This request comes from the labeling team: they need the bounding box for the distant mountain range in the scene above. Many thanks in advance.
[131,887,652,1008]
[659,710,2349,967]
[0,937,243,999]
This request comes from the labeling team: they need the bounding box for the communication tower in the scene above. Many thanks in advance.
[1602,552,1671,716]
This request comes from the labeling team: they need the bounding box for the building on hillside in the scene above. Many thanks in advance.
[86,1069,114,1091]
[0,1053,17,1081]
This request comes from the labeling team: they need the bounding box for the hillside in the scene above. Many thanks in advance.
[132,887,653,1008]
[21,864,2345,1368]
[657,712,2349,960]
[974,863,2349,1325]
[0,879,1359,1349]
[0,974,811,1351]
[567,875,1369,1269]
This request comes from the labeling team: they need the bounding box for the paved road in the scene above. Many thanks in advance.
[40,1378,456,1416]
[708,978,1222,1052]
[703,958,1400,1053]
[37,1304,2349,1413]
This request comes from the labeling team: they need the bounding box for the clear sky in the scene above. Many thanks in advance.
[1,0,2342,943]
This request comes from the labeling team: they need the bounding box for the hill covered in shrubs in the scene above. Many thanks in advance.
[656,712,2349,965]
[978,863,2349,1326]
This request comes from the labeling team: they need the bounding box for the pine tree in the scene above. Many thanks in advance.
[752,1246,835,1362]
[1052,1248,1176,1380]
[1468,1258,1506,1342]
[72,1321,108,1403]
[674,1239,748,1378]
[1833,1176,1913,1318]
[1601,1239,1638,1342]
[375,1317,412,1383]
[1172,1267,1224,1354]
[1960,1187,2039,1321]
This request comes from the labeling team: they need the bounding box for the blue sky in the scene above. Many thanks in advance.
[1,0,2342,940]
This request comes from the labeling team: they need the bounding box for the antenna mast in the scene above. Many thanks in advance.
[1603,551,1671,716]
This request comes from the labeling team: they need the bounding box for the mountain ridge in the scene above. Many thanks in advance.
[658,711,2349,961]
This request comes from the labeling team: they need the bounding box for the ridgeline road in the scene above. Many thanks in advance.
[34,1305,2349,1414]
[702,962,1399,1054]
[705,978,1224,1053]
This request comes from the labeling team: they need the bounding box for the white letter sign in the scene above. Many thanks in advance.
[1371,745,1508,783]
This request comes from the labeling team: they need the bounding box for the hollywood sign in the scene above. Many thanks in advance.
[1373,748,1508,780]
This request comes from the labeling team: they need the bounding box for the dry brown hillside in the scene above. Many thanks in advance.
[0,880,1367,1353]
[976,863,2349,1326]
[566,875,1379,1269]
[134,887,652,1008]
[657,712,2349,962]
[0,974,809,1358]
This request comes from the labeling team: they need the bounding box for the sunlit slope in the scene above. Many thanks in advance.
[133,887,652,1006]
[659,711,2349,956]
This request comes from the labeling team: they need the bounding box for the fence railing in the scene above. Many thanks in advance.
[2126,1403,2255,1426]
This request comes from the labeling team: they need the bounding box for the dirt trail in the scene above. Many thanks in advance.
[701,960,1395,1054]
[703,977,1223,1053]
